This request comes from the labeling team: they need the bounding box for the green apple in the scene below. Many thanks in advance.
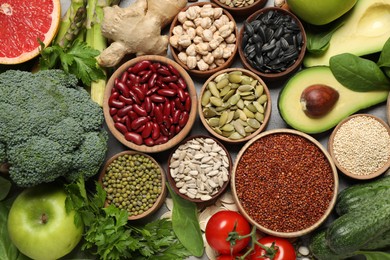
[286,0,358,25]
[7,183,83,260]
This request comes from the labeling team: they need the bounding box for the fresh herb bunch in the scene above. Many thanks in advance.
[65,177,191,260]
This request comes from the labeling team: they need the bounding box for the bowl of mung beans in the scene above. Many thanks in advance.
[167,135,232,205]
[237,7,306,82]
[209,0,267,17]
[198,68,271,143]
[231,129,338,238]
[328,114,390,180]
[168,2,238,78]
[98,151,167,220]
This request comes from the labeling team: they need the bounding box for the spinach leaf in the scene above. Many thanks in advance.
[355,251,390,260]
[330,53,390,92]
[0,176,11,201]
[377,38,390,78]
[0,199,30,260]
[305,21,344,55]
[167,184,204,257]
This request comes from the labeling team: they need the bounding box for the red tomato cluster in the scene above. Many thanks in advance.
[205,210,296,260]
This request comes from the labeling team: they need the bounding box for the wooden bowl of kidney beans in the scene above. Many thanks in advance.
[103,55,197,153]
[238,7,307,82]
[231,129,338,238]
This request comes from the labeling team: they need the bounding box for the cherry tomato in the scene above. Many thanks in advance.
[216,254,240,260]
[205,210,251,255]
[249,236,296,260]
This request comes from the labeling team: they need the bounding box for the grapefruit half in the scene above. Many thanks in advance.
[0,0,61,64]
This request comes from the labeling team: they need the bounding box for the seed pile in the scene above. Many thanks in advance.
[235,133,334,233]
[241,9,304,73]
[218,0,258,8]
[201,70,268,140]
[102,153,163,216]
[332,115,390,175]
[169,137,230,201]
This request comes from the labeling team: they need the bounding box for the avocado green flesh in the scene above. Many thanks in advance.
[304,0,390,67]
[278,66,389,134]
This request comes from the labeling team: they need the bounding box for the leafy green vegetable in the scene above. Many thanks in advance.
[167,183,204,257]
[377,38,390,78]
[355,251,390,260]
[0,176,11,201]
[305,21,345,55]
[329,53,390,92]
[0,198,29,260]
[65,177,191,260]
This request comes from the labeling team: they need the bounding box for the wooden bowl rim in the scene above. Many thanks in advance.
[166,134,233,204]
[209,0,267,16]
[169,2,239,78]
[328,113,390,180]
[198,67,272,144]
[231,128,339,238]
[387,93,390,125]
[103,55,197,153]
[98,150,167,220]
[237,7,307,81]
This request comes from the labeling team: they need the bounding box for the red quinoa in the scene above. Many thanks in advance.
[235,133,334,233]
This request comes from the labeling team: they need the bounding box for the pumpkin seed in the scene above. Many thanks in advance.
[219,111,229,127]
[208,117,220,127]
[243,107,255,118]
[229,93,241,105]
[220,85,231,97]
[255,112,264,122]
[210,96,223,107]
[229,132,244,140]
[253,102,264,113]
[222,89,236,102]
[238,84,253,92]
[228,73,242,84]
[208,82,220,98]
[216,78,230,89]
[221,124,234,132]
[201,90,212,106]
[247,118,261,128]
[257,94,268,104]
[203,107,218,117]
[246,103,257,113]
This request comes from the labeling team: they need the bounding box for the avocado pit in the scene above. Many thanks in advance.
[300,84,339,118]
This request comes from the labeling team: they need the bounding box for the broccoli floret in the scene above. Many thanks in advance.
[0,69,108,187]
[0,142,5,163]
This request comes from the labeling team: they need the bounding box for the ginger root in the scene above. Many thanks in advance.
[98,0,187,67]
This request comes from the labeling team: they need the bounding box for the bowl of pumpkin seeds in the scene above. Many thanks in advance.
[198,68,271,143]
[210,0,267,17]
[98,151,167,220]
[238,7,306,82]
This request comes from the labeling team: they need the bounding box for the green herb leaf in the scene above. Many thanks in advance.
[330,53,390,92]
[355,251,390,260]
[377,38,390,78]
[167,184,204,257]
[0,176,11,201]
[305,21,344,55]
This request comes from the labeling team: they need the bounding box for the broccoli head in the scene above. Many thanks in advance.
[0,69,108,187]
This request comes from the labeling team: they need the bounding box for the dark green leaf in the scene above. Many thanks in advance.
[377,37,390,68]
[0,176,11,201]
[167,184,204,257]
[305,21,345,55]
[330,53,390,91]
[355,251,390,260]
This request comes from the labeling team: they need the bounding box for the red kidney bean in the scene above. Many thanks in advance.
[177,77,187,89]
[109,91,119,102]
[112,114,121,123]
[131,116,149,130]
[128,89,141,105]
[161,75,178,83]
[109,107,117,116]
[161,115,172,129]
[138,69,149,77]
[169,125,176,136]
[177,88,186,102]
[109,99,125,109]
[115,81,130,98]
[140,70,153,83]
[146,86,159,96]
[168,64,180,77]
[155,79,168,89]
[163,101,172,116]
[118,95,134,105]
[131,60,152,74]
[168,82,179,90]
[184,96,191,112]
[144,137,155,146]
[175,125,181,134]
[151,123,160,140]
[141,122,153,138]
[157,67,171,76]
[148,73,158,88]
[143,96,152,113]
[125,116,132,131]
[135,124,146,133]
[120,71,128,83]
[152,62,161,70]
[174,97,184,110]
[159,123,169,136]
[133,103,147,117]
[154,135,168,145]
[140,83,148,95]
[172,109,181,124]
[153,105,163,123]
[111,87,117,94]
[179,111,189,128]
[128,111,138,121]
[117,105,133,118]
[132,86,145,101]
[157,88,177,97]
[150,94,166,103]
[114,122,128,134]
[124,132,143,145]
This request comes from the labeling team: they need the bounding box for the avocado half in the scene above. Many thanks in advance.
[304,0,390,67]
[278,66,389,134]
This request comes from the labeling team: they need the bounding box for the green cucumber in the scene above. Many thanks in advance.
[362,228,390,250]
[310,230,355,260]
[336,176,390,215]
[327,201,390,254]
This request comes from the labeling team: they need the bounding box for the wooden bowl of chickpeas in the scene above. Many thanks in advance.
[168,2,238,78]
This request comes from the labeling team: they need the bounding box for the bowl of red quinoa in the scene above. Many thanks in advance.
[231,129,338,238]
[328,114,390,180]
